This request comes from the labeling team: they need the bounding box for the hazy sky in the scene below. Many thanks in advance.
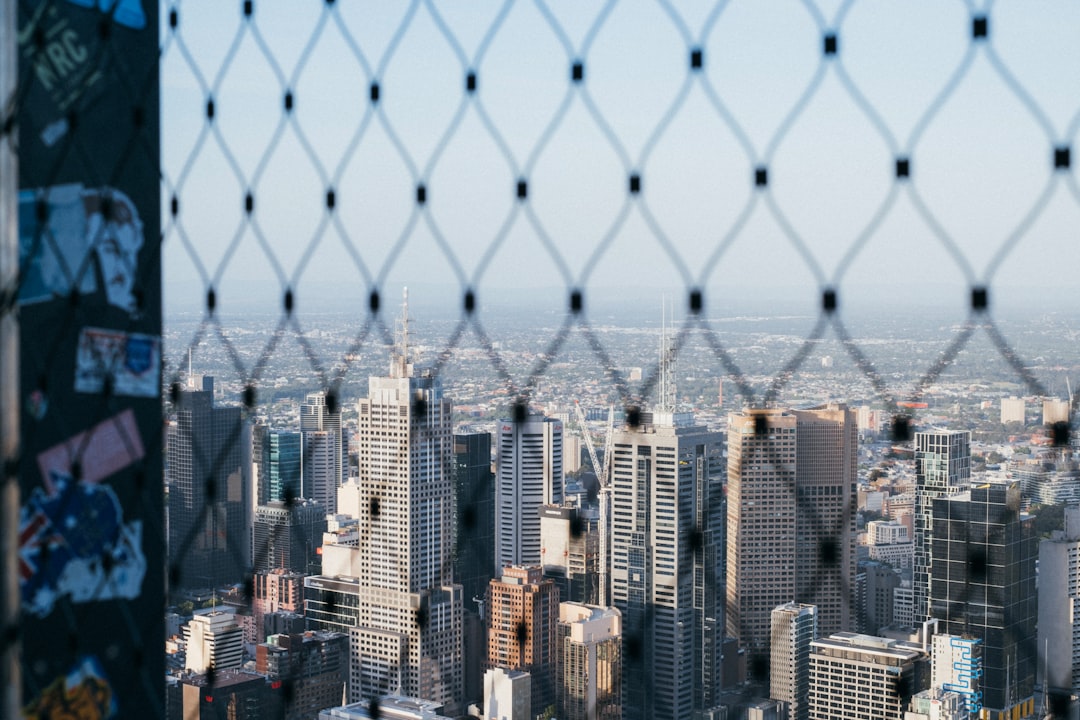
[161,0,1080,327]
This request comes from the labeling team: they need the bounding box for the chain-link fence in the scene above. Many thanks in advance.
[5,0,1080,717]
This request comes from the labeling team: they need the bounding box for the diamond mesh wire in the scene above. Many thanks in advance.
[4,0,1080,717]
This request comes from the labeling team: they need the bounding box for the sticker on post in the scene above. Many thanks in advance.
[21,410,148,618]
[22,656,118,718]
[18,184,145,315]
[75,327,160,397]
[19,474,146,617]
[36,408,145,495]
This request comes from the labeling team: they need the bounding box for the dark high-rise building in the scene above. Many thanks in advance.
[261,429,301,504]
[167,376,251,590]
[610,414,725,720]
[859,561,900,634]
[256,631,349,720]
[166,668,281,720]
[251,499,326,574]
[453,431,494,708]
[930,481,1036,720]
[454,431,494,606]
[913,430,969,623]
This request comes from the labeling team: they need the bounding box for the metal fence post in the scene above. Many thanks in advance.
[0,0,21,714]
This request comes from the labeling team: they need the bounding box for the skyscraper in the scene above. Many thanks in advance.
[556,602,621,720]
[496,414,564,572]
[1038,505,1080,705]
[350,290,463,713]
[609,414,724,720]
[913,430,969,624]
[251,499,326,574]
[454,431,495,607]
[726,408,796,663]
[167,376,251,590]
[302,390,343,514]
[792,404,858,635]
[770,602,816,720]
[929,482,1036,720]
[486,566,559,720]
[261,428,301,504]
[726,404,857,663]
[454,431,495,708]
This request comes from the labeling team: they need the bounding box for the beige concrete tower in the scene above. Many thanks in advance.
[726,404,857,662]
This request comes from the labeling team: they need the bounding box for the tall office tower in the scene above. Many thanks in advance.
[726,405,857,663]
[930,482,1036,720]
[913,430,969,624]
[1039,505,1080,705]
[302,391,343,514]
[556,602,622,720]
[486,566,560,720]
[792,404,858,635]
[496,414,564,571]
[261,428,302,504]
[453,431,495,708]
[454,431,495,606]
[185,610,244,673]
[257,631,349,720]
[727,408,796,662]
[609,414,725,720]
[770,603,816,720]
[350,290,463,714]
[254,568,306,641]
[167,376,251,590]
[807,633,927,720]
[540,504,600,605]
[251,499,326,574]
[859,561,900,634]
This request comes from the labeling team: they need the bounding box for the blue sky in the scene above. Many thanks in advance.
[160,0,1080,323]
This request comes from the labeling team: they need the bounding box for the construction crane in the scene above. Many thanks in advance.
[573,402,614,606]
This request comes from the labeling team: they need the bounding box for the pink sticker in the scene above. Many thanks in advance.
[36,408,145,493]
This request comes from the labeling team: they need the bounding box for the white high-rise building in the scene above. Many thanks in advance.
[495,414,563,572]
[1038,505,1080,700]
[302,391,343,514]
[333,290,463,714]
[610,414,725,720]
[184,610,243,673]
[770,603,817,720]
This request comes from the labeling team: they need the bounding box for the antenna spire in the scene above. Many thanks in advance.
[658,296,676,413]
[390,287,413,378]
